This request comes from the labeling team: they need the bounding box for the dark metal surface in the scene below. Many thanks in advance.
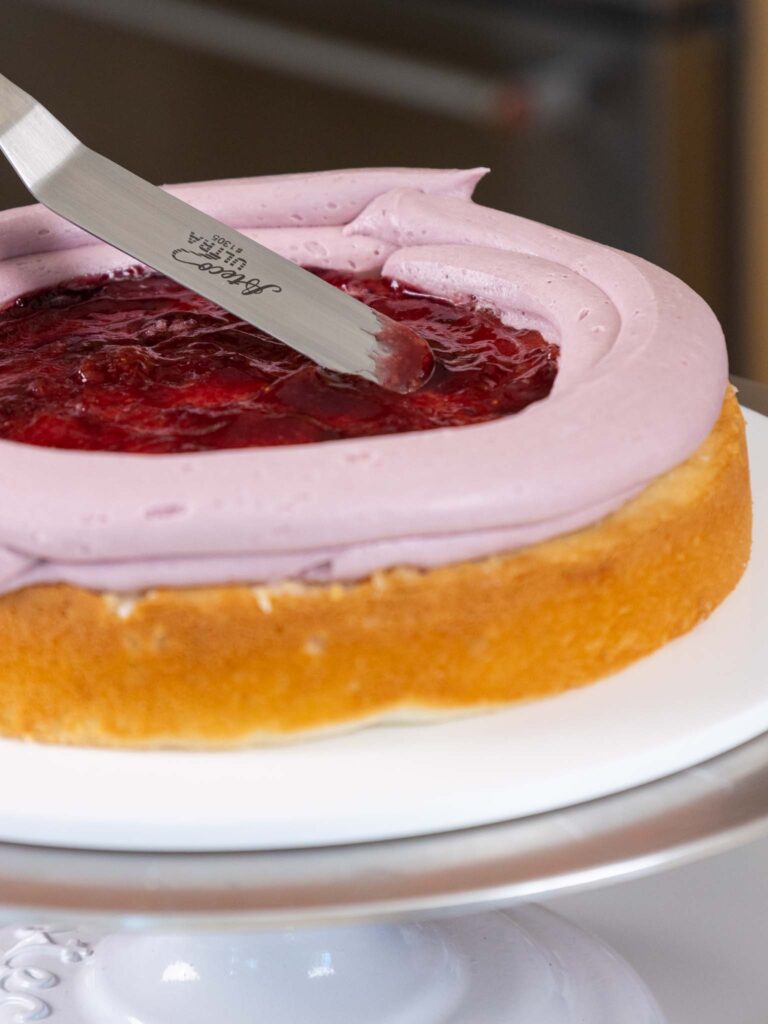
[733,376,768,415]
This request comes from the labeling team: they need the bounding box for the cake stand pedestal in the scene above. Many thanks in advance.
[0,908,664,1023]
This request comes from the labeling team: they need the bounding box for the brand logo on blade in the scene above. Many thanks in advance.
[172,231,282,297]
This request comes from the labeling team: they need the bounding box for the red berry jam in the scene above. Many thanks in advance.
[0,268,558,453]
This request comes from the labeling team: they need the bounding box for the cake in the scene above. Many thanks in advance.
[0,168,751,747]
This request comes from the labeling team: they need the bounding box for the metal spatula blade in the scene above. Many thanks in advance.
[0,73,433,393]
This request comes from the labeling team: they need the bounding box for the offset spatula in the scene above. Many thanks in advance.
[0,73,433,393]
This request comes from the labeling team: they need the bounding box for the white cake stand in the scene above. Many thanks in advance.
[0,381,765,1023]
[7,728,768,1023]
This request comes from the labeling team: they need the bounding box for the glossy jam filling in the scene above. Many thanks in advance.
[0,268,558,453]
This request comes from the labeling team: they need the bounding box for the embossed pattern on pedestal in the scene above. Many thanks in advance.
[0,910,665,1024]
[0,927,93,1022]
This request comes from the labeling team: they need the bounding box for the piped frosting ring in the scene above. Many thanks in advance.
[0,168,727,594]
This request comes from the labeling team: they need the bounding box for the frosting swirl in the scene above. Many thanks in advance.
[0,168,727,594]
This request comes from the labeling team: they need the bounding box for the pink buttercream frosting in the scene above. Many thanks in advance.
[0,167,727,595]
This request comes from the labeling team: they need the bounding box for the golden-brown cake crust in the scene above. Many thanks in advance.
[0,387,751,748]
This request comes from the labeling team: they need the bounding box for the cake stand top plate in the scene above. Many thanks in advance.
[0,722,767,929]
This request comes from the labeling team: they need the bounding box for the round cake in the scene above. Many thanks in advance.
[0,167,751,747]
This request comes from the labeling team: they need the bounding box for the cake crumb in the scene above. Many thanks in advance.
[252,588,273,614]
[274,580,306,596]
[102,593,140,620]
[303,636,326,656]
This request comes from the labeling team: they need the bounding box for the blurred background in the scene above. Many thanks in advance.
[0,0,765,381]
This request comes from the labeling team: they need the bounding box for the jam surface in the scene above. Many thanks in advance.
[0,268,558,453]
